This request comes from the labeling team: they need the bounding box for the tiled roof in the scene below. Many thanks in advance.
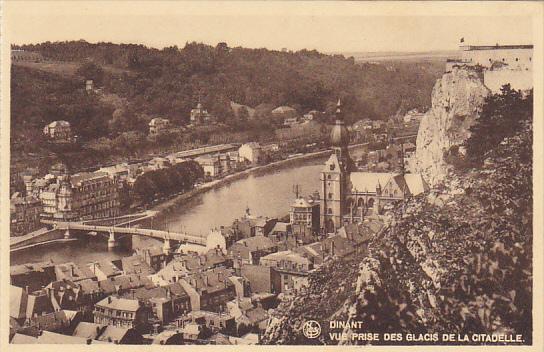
[270,222,290,233]
[120,255,155,275]
[72,322,106,339]
[55,262,96,282]
[260,250,310,266]
[404,173,429,196]
[350,172,396,193]
[10,261,54,276]
[95,296,140,312]
[30,310,73,331]
[97,325,135,343]
[291,198,312,208]
[121,286,167,301]
[167,282,189,298]
[185,267,234,294]
[10,333,38,344]
[79,279,100,294]
[233,236,275,252]
[89,260,123,278]
[70,171,110,186]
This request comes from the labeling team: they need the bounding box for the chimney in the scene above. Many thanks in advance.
[204,275,209,286]
[25,285,29,294]
[108,296,112,304]
[330,240,335,256]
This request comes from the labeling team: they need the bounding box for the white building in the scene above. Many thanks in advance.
[239,142,262,164]
[446,43,533,93]
[148,118,171,136]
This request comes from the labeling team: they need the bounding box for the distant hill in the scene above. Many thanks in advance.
[13,41,444,125]
[10,41,445,169]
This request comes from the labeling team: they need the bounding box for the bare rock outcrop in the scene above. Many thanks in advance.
[410,68,490,186]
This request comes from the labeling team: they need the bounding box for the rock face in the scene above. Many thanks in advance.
[410,68,490,186]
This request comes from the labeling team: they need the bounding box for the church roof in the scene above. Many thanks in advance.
[350,172,428,196]
[403,173,429,196]
[350,172,395,193]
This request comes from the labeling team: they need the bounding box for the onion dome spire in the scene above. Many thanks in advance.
[330,98,349,148]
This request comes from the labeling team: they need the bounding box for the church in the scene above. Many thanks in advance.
[320,101,429,233]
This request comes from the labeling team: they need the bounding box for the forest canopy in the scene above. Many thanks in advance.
[12,40,442,134]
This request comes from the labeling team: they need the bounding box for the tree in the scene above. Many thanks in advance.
[76,61,104,86]
[464,85,532,164]
[133,174,158,203]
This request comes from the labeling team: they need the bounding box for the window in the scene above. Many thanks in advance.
[328,193,333,199]
[327,175,331,180]
[328,208,333,215]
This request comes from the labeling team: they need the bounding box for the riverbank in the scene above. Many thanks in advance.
[10,143,368,254]
[149,143,369,221]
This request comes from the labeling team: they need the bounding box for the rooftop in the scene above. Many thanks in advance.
[70,171,110,186]
[96,296,141,312]
[460,44,533,51]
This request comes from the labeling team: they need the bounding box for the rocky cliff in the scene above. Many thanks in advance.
[262,121,533,345]
[410,68,490,186]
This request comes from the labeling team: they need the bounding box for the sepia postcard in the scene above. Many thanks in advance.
[1,1,543,351]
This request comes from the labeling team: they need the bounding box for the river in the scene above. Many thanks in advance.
[10,148,368,266]
[12,152,367,266]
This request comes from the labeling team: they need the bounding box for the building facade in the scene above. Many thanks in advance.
[94,296,150,330]
[289,197,320,237]
[190,101,215,125]
[40,171,120,221]
[238,143,262,164]
[259,251,313,293]
[446,43,533,93]
[43,120,73,143]
[320,101,428,233]
[195,154,223,178]
[10,195,42,236]
[148,118,171,136]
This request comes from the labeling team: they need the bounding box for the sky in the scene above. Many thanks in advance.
[3,1,535,53]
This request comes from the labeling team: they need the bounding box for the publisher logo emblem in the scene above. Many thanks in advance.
[303,320,321,339]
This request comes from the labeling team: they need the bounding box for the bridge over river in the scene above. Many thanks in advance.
[11,215,207,253]
[46,220,207,249]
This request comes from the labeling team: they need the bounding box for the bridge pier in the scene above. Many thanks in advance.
[64,228,71,239]
[163,238,172,255]
[108,231,118,250]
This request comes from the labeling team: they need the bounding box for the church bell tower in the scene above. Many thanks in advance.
[320,100,353,233]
